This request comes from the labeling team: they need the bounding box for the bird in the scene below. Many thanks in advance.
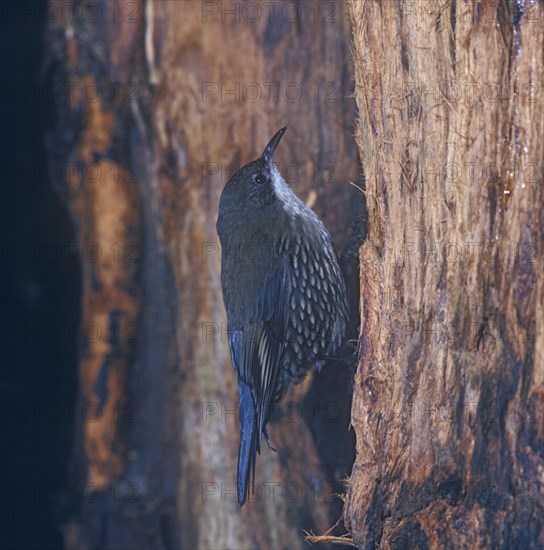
[216,127,348,505]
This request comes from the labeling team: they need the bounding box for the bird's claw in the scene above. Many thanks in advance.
[263,427,277,452]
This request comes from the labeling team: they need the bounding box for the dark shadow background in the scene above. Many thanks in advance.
[1,2,80,548]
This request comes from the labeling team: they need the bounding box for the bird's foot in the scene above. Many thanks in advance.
[318,340,359,368]
[263,426,277,452]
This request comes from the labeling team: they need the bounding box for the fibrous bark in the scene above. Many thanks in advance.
[346,1,543,548]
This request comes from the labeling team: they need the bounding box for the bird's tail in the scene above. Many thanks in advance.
[237,378,258,506]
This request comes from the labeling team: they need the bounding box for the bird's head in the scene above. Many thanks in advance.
[219,127,289,212]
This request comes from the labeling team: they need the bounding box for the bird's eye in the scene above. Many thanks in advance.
[255,173,267,185]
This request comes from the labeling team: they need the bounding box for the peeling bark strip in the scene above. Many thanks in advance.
[48,1,363,548]
[48,2,145,510]
[62,72,143,487]
[346,1,543,548]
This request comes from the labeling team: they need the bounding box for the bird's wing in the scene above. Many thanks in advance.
[228,257,291,444]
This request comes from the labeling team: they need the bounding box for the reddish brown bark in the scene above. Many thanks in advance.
[346,1,543,548]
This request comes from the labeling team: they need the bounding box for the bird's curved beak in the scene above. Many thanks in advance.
[261,127,287,164]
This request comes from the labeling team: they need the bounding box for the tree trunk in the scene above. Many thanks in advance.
[345,1,543,548]
[46,1,364,548]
